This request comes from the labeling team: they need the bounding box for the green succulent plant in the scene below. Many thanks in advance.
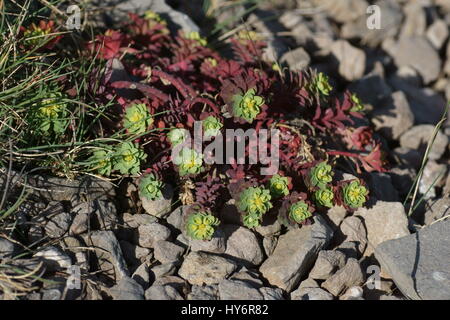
[123,103,152,135]
[232,88,264,123]
[34,92,68,134]
[175,148,204,176]
[268,174,289,198]
[238,186,272,217]
[184,31,207,46]
[168,128,189,146]
[139,174,164,200]
[243,213,262,229]
[350,93,364,112]
[113,142,147,175]
[89,149,114,176]
[289,201,312,223]
[314,187,334,208]
[202,116,223,138]
[310,72,333,96]
[342,180,369,209]
[186,212,220,240]
[309,162,333,189]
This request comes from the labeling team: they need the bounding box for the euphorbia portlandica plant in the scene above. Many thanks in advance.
[82,11,386,240]
[139,174,164,200]
[186,212,220,240]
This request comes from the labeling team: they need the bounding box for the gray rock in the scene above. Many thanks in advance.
[291,278,334,300]
[33,246,72,272]
[187,285,219,300]
[82,230,129,280]
[70,198,118,234]
[372,91,414,140]
[98,0,199,33]
[280,47,311,71]
[219,278,264,300]
[255,216,282,237]
[123,212,158,228]
[355,201,410,257]
[259,215,333,292]
[400,125,448,161]
[45,211,72,238]
[137,222,171,248]
[153,240,185,264]
[153,276,188,294]
[399,1,427,38]
[119,240,151,267]
[132,262,150,289]
[335,241,359,260]
[166,205,189,231]
[330,40,366,81]
[29,174,114,202]
[259,287,285,300]
[110,276,144,300]
[424,197,450,225]
[309,250,347,280]
[149,262,177,282]
[426,19,449,50]
[446,41,450,76]
[263,236,278,257]
[326,206,348,229]
[388,167,416,198]
[189,226,227,254]
[0,238,18,259]
[60,236,89,271]
[388,76,447,125]
[312,0,368,23]
[341,0,403,47]
[145,285,184,300]
[178,251,238,286]
[140,184,173,218]
[321,258,365,296]
[340,286,364,300]
[391,36,440,85]
[339,216,367,255]
[419,161,447,200]
[223,225,264,266]
[375,219,450,300]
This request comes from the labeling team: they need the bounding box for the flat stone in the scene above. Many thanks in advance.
[419,162,447,200]
[187,285,219,300]
[218,278,263,300]
[259,215,333,292]
[178,251,238,286]
[137,222,171,249]
[424,197,450,225]
[223,225,264,266]
[399,1,427,38]
[356,201,410,257]
[140,184,173,218]
[280,47,311,71]
[312,0,368,23]
[153,240,185,264]
[340,216,367,255]
[426,20,449,50]
[45,211,72,239]
[291,286,334,300]
[166,205,189,231]
[262,236,278,257]
[110,276,144,300]
[33,246,72,272]
[326,206,348,229]
[400,125,448,161]
[391,36,440,85]
[309,250,347,280]
[0,238,18,259]
[259,287,285,300]
[375,219,450,300]
[82,230,129,280]
[372,91,414,140]
[321,258,365,296]
[331,40,366,81]
[145,285,184,300]
[189,225,227,254]
[132,262,150,289]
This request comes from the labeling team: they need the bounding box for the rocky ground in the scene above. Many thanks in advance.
[0,0,449,300]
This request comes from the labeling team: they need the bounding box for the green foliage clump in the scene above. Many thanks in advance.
[232,88,264,123]
[123,103,152,135]
[289,201,312,224]
[113,142,147,175]
[186,212,220,240]
[139,174,164,200]
[268,174,289,198]
[342,180,368,209]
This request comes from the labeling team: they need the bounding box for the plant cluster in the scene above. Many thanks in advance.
[3,8,384,241]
